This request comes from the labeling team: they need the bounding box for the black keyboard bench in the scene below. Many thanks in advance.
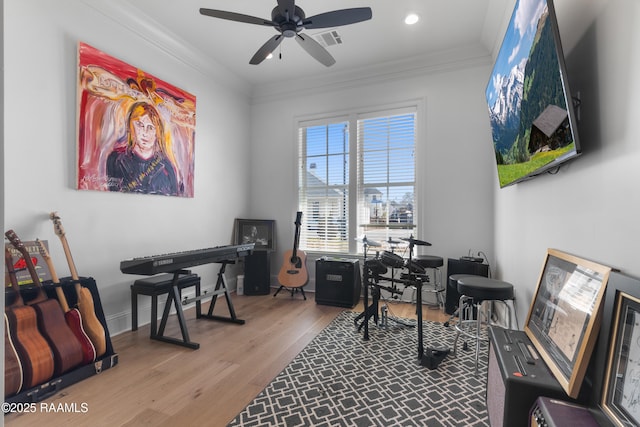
[130,272,201,339]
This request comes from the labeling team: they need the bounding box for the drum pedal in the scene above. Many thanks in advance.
[420,347,450,370]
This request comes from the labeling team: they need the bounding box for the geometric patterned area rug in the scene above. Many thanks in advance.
[228,311,490,427]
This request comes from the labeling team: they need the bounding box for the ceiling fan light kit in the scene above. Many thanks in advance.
[200,0,372,66]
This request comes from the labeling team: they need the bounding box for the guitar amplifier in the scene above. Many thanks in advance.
[529,397,601,427]
[487,326,569,427]
[315,257,361,308]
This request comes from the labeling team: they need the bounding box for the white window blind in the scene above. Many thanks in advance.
[298,121,350,252]
[357,112,416,246]
[297,107,417,254]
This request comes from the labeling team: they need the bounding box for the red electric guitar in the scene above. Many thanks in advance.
[36,239,96,365]
[50,212,107,357]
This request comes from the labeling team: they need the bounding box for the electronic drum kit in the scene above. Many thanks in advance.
[355,235,450,369]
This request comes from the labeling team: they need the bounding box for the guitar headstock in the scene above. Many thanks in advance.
[4,247,22,299]
[50,211,65,237]
[295,211,303,226]
[4,229,24,251]
[35,239,51,261]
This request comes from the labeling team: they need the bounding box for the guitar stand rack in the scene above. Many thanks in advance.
[273,285,307,300]
[131,261,244,350]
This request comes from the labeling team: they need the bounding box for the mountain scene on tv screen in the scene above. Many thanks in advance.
[487,2,576,187]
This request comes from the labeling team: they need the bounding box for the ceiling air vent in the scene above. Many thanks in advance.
[314,30,343,48]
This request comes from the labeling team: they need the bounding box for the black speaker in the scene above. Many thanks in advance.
[445,258,489,314]
[244,251,271,295]
[315,258,361,308]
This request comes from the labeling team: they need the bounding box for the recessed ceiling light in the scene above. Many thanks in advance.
[266,53,273,60]
[404,13,420,25]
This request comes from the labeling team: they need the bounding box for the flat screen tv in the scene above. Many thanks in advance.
[485,0,581,188]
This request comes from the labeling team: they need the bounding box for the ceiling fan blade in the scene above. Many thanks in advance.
[295,33,336,67]
[250,35,284,65]
[276,0,296,20]
[303,8,372,29]
[199,8,275,27]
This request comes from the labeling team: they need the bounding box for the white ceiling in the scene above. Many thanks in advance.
[86,0,607,95]
[95,0,512,90]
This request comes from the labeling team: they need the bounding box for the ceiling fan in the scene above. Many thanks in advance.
[199,1,372,66]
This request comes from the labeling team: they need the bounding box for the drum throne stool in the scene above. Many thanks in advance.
[414,255,444,308]
[451,275,516,375]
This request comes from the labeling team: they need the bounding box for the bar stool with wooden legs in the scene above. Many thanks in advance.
[452,275,515,375]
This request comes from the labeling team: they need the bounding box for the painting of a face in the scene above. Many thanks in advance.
[76,42,196,197]
[132,115,157,157]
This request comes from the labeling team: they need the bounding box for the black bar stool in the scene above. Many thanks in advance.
[452,275,515,375]
[414,255,444,307]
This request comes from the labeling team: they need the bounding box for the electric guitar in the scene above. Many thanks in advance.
[6,230,84,377]
[36,239,96,365]
[4,247,54,390]
[277,211,308,288]
[50,212,107,357]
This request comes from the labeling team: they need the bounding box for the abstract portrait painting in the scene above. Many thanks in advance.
[76,42,196,197]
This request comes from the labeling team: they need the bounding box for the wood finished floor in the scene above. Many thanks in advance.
[5,292,449,427]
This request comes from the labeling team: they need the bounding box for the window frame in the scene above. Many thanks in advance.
[295,101,420,255]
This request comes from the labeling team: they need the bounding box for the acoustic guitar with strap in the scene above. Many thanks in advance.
[277,211,308,288]
[5,230,84,377]
[36,239,96,365]
[50,212,107,357]
[4,247,54,391]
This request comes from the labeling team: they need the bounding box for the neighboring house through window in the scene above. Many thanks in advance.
[297,104,417,254]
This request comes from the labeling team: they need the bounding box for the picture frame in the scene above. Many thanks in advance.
[524,248,611,398]
[601,291,640,427]
[234,219,275,251]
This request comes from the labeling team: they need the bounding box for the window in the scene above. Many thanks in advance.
[298,106,417,254]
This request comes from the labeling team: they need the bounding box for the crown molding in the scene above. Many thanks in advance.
[80,0,251,99]
[80,0,492,106]
[249,44,493,105]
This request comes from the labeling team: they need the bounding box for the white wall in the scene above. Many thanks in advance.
[494,0,640,325]
[250,0,640,332]
[5,0,636,338]
[250,59,497,291]
[3,0,253,335]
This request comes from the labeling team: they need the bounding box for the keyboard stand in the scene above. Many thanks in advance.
[198,261,245,325]
[155,270,201,349]
[131,260,245,350]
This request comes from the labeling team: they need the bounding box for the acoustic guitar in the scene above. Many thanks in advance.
[4,312,23,397]
[36,239,96,365]
[5,230,84,377]
[50,212,107,357]
[4,247,54,390]
[277,211,308,288]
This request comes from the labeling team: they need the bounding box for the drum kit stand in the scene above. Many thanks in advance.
[354,235,450,369]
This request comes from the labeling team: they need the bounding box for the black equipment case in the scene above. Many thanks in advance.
[5,276,118,404]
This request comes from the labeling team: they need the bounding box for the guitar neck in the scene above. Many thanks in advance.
[37,240,71,313]
[4,248,25,307]
[59,235,81,282]
[290,211,303,258]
